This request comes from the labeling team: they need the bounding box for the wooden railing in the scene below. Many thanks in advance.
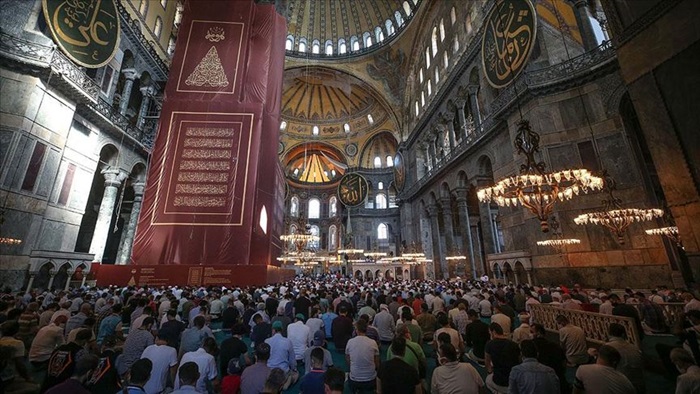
[529,304,641,348]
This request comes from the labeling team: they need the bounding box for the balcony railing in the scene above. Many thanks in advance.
[0,31,157,151]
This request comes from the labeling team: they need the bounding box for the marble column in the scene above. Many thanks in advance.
[444,114,457,150]
[455,187,477,279]
[119,69,138,116]
[526,269,533,285]
[476,176,497,256]
[471,217,485,276]
[440,197,456,278]
[428,138,438,169]
[137,86,155,129]
[427,204,445,279]
[436,125,449,155]
[455,99,468,137]
[89,168,128,263]
[64,269,74,291]
[117,182,145,265]
[25,271,37,294]
[47,270,56,290]
[467,86,481,132]
[569,0,599,51]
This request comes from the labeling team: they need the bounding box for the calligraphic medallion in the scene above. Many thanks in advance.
[43,0,121,68]
[481,0,537,88]
[337,173,369,207]
[393,151,406,192]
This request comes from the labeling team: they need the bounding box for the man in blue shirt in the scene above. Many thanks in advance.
[264,321,298,390]
[508,340,560,394]
[320,307,337,339]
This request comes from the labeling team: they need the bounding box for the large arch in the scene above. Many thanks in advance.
[359,131,399,169]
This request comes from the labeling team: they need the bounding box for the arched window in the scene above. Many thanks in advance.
[419,68,424,83]
[435,67,440,84]
[386,19,395,35]
[363,32,372,48]
[309,225,320,249]
[376,194,387,209]
[312,40,320,54]
[351,36,360,51]
[377,223,388,239]
[367,114,374,125]
[290,196,299,217]
[415,101,419,117]
[443,51,449,68]
[431,27,438,57]
[154,17,163,38]
[453,36,460,53]
[329,196,337,217]
[395,11,404,26]
[298,39,307,52]
[139,0,148,15]
[280,120,287,131]
[325,40,333,55]
[343,123,350,133]
[308,198,320,219]
[421,91,425,107]
[440,19,446,42]
[375,26,384,42]
[425,47,431,67]
[451,7,457,25]
[289,224,298,236]
[403,1,412,17]
[329,225,337,250]
[338,39,347,54]
[427,79,432,96]
[285,36,294,51]
[312,126,319,136]
[466,14,473,36]
[374,156,382,168]
[386,155,394,167]
[378,181,384,190]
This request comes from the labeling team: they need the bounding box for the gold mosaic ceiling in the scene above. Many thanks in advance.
[285,0,422,58]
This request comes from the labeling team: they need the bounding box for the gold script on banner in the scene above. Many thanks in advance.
[338,173,369,207]
[185,46,230,87]
[42,0,120,68]
[481,0,537,88]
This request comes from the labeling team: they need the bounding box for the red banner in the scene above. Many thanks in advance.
[131,0,287,284]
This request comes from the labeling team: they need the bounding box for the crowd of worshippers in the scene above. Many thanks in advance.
[0,277,699,394]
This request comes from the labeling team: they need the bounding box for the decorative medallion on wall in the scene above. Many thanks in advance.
[481,0,537,88]
[42,0,121,68]
[393,151,406,192]
[337,173,369,207]
[345,143,358,157]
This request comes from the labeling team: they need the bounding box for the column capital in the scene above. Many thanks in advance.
[441,111,455,123]
[454,186,469,201]
[132,182,146,196]
[101,168,128,187]
[140,85,156,97]
[455,98,467,108]
[467,85,479,95]
[426,204,440,217]
[439,197,452,212]
[122,68,139,80]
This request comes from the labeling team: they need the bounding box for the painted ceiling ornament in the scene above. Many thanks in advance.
[205,26,225,42]
[367,48,406,104]
[337,173,369,207]
[481,0,537,88]
[185,46,230,88]
[42,0,121,68]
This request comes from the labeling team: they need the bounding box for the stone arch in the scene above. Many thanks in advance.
[477,155,494,179]
[375,269,381,279]
[365,270,373,280]
[440,181,452,199]
[502,262,514,283]
[514,261,526,285]
[355,270,363,280]
[457,170,469,188]
[385,269,393,280]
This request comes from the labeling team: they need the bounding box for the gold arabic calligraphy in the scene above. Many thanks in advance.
[44,0,120,67]
[482,0,536,88]
[338,174,368,207]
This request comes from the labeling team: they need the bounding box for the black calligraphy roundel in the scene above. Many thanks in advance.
[43,0,121,68]
[337,173,369,207]
[481,0,537,88]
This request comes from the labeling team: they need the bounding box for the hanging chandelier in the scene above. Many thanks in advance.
[537,215,581,248]
[574,174,663,244]
[445,247,466,261]
[401,241,425,259]
[477,120,604,232]
[645,226,683,248]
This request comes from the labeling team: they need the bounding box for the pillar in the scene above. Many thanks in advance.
[47,270,56,290]
[569,0,599,51]
[89,168,127,263]
[444,115,457,150]
[423,143,432,171]
[455,187,477,279]
[80,274,87,288]
[526,269,533,285]
[137,86,155,129]
[117,182,145,265]
[476,176,497,256]
[455,99,468,136]
[25,271,37,294]
[440,197,456,277]
[471,216,485,276]
[467,86,481,132]
[428,137,438,168]
[427,204,445,279]
[119,69,138,116]
[64,269,74,291]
